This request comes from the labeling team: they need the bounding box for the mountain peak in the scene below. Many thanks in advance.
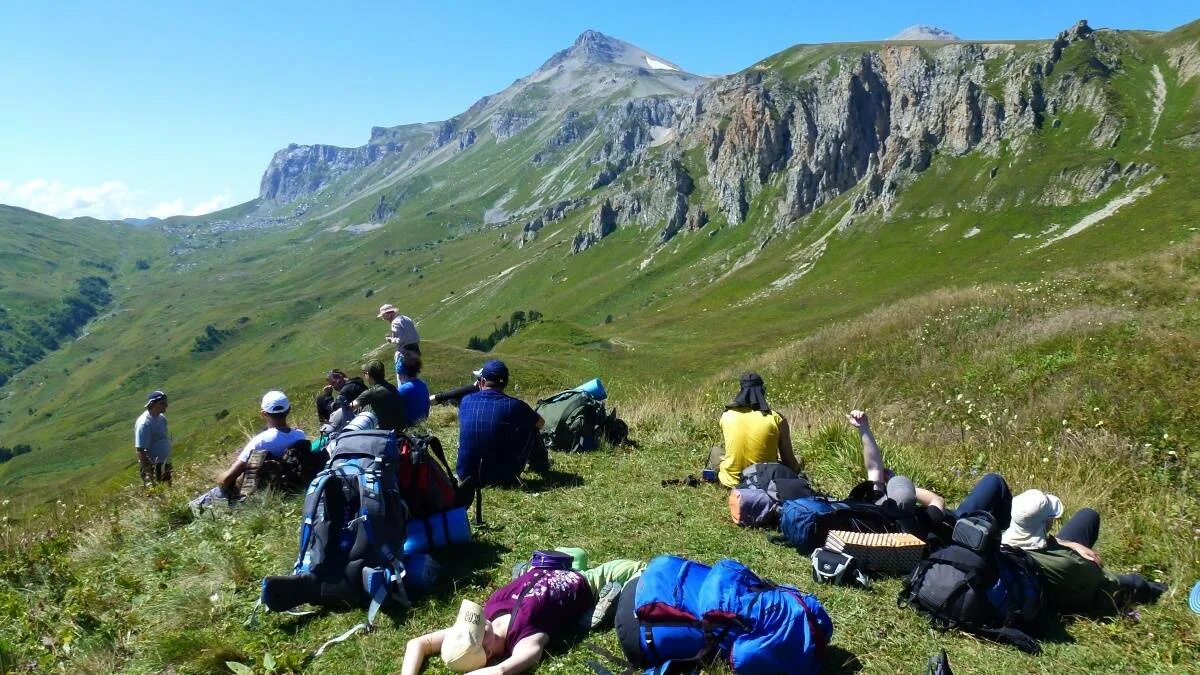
[568,29,624,63]
[539,30,687,74]
[887,25,961,41]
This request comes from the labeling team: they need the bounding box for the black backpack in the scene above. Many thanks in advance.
[737,463,817,501]
[898,512,1043,654]
[774,496,931,555]
[256,430,410,656]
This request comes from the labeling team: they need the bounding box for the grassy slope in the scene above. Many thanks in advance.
[0,22,1199,673]
[1,240,1198,674]
[0,201,174,396]
[0,207,163,388]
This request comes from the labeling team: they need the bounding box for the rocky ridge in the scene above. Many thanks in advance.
[255,30,705,207]
[570,19,1153,252]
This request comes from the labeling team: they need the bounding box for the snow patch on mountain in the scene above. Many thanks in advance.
[644,56,678,71]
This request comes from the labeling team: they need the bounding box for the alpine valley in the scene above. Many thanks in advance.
[0,20,1198,673]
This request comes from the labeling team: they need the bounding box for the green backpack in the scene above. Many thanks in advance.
[536,389,619,452]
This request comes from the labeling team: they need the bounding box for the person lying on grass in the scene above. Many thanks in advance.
[712,372,803,487]
[845,409,945,512]
[401,558,643,674]
[1002,486,1167,616]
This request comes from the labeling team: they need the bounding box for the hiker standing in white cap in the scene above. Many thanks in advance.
[377,303,420,386]
[134,390,172,486]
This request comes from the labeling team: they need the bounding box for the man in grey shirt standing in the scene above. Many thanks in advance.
[134,390,172,486]
[377,303,420,387]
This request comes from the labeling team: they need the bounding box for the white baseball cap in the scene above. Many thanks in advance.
[441,599,487,672]
[260,390,291,415]
[1002,489,1064,550]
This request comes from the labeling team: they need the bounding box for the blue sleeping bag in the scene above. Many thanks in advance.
[700,559,833,673]
[617,555,833,674]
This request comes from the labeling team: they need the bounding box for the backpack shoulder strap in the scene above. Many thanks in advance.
[976,626,1042,655]
[422,434,455,480]
[355,466,406,578]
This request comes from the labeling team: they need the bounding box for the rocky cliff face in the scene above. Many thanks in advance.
[256,30,705,207]
[571,20,1135,251]
[259,142,401,203]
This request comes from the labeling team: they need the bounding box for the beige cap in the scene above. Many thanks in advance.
[441,599,487,672]
[377,303,398,318]
[1002,489,1064,550]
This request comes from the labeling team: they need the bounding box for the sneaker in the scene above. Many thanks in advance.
[582,581,624,630]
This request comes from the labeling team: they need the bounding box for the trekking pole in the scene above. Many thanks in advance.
[474,457,484,526]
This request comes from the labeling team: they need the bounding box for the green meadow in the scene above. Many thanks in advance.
[1,20,1199,674]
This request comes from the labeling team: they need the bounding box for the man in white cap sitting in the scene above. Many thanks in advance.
[189,391,306,511]
[1003,489,1166,615]
[377,303,420,385]
[192,391,307,505]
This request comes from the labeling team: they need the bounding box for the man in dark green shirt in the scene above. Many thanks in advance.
[1003,489,1165,616]
[352,360,407,431]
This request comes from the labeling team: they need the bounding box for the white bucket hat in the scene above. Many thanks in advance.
[1002,489,1064,550]
[441,599,487,672]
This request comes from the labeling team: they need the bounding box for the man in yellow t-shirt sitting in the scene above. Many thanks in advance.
[716,373,803,487]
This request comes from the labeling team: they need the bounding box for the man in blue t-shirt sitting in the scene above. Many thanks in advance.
[456,359,544,486]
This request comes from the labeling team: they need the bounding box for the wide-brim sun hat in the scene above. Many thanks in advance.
[376,303,398,318]
[1002,489,1064,549]
[441,599,487,672]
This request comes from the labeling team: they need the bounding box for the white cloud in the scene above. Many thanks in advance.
[0,179,234,220]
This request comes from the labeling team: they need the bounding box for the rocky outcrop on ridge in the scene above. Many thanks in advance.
[259,142,401,203]
[571,199,619,253]
[583,19,1130,245]
[519,198,587,247]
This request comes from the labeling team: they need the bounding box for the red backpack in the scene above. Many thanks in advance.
[396,433,471,518]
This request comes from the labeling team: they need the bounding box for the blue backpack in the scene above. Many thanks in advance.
[776,495,927,554]
[256,430,411,656]
[615,555,832,674]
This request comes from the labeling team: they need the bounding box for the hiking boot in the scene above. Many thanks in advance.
[582,581,624,630]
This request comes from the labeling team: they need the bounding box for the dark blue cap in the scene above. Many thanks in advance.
[473,359,509,385]
[146,390,167,405]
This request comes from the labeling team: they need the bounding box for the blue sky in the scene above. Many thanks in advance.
[1,1,1195,219]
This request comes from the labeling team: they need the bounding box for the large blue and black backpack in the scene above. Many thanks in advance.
[897,512,1043,654]
[775,493,928,555]
[614,555,833,674]
[257,429,410,655]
